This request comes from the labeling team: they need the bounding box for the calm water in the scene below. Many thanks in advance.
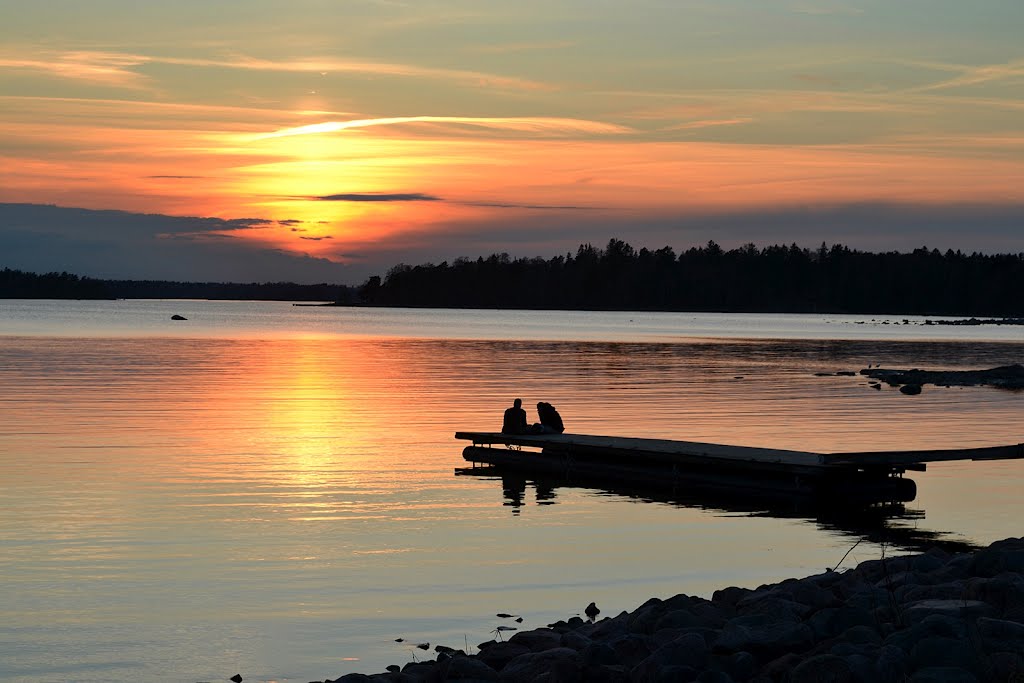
[1,301,1023,682]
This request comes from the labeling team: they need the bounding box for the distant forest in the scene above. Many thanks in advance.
[361,239,1024,316]
[0,269,348,302]
[4,239,1024,316]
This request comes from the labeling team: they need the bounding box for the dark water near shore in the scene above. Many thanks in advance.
[1,301,1023,682]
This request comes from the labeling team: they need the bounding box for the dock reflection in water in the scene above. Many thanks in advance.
[456,466,976,555]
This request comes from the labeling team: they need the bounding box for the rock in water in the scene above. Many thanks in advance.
[900,384,923,395]
[171,314,187,321]
[230,675,243,683]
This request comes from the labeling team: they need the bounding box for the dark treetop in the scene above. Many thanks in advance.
[359,239,1024,316]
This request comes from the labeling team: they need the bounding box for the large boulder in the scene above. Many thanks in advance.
[908,635,981,673]
[630,633,709,682]
[605,633,652,667]
[441,655,499,680]
[475,642,530,671]
[499,647,581,683]
[806,606,876,641]
[907,667,978,682]
[713,615,814,658]
[789,654,855,683]
[976,617,1024,656]
[968,537,1024,577]
[509,628,563,652]
[903,599,994,626]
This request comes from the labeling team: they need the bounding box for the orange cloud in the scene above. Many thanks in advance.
[251,116,633,140]
[0,48,555,92]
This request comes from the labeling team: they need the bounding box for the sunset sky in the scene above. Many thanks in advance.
[2,1,1023,283]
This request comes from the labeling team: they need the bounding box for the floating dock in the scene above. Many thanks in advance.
[455,432,1024,502]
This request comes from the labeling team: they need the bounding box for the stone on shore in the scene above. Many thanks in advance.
[336,537,1024,682]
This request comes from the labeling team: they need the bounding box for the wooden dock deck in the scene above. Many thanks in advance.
[454,431,1024,501]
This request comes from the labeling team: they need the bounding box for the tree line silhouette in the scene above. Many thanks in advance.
[360,239,1024,316]
[0,268,349,302]
[4,239,1024,316]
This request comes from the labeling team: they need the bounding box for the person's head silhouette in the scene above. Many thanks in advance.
[513,398,522,408]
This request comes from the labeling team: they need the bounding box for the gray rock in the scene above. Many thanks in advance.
[805,569,845,590]
[985,651,1024,682]
[606,633,652,667]
[566,616,586,630]
[696,671,735,683]
[441,655,498,680]
[841,625,882,645]
[907,667,978,683]
[789,654,855,683]
[726,651,756,682]
[874,644,907,683]
[909,635,981,673]
[580,664,631,683]
[639,665,698,683]
[807,606,877,641]
[875,569,918,591]
[911,551,947,574]
[900,581,968,603]
[903,599,995,626]
[687,602,728,629]
[968,537,1024,577]
[654,609,705,632]
[900,384,922,395]
[977,616,1024,655]
[475,642,530,671]
[499,647,581,683]
[758,652,803,680]
[654,627,718,648]
[735,596,811,622]
[661,594,701,611]
[926,553,973,584]
[581,642,619,667]
[714,616,814,657]
[963,572,1024,620]
[712,586,752,610]
[635,633,708,677]
[829,641,877,658]
[856,556,913,584]
[844,653,877,682]
[586,614,630,641]
[509,628,563,652]
[884,613,969,654]
[399,662,441,681]
[560,630,592,652]
[627,600,666,635]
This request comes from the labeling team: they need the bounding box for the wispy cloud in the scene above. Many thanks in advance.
[663,117,754,131]
[316,192,442,202]
[912,58,1024,92]
[466,40,575,54]
[0,51,151,89]
[0,49,554,92]
[788,1,864,16]
[463,201,601,211]
[253,116,632,140]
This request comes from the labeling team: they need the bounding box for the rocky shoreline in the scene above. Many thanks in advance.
[861,365,1024,392]
[325,538,1024,682]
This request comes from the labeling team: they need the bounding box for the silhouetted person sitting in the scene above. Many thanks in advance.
[502,398,528,435]
[533,401,565,434]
